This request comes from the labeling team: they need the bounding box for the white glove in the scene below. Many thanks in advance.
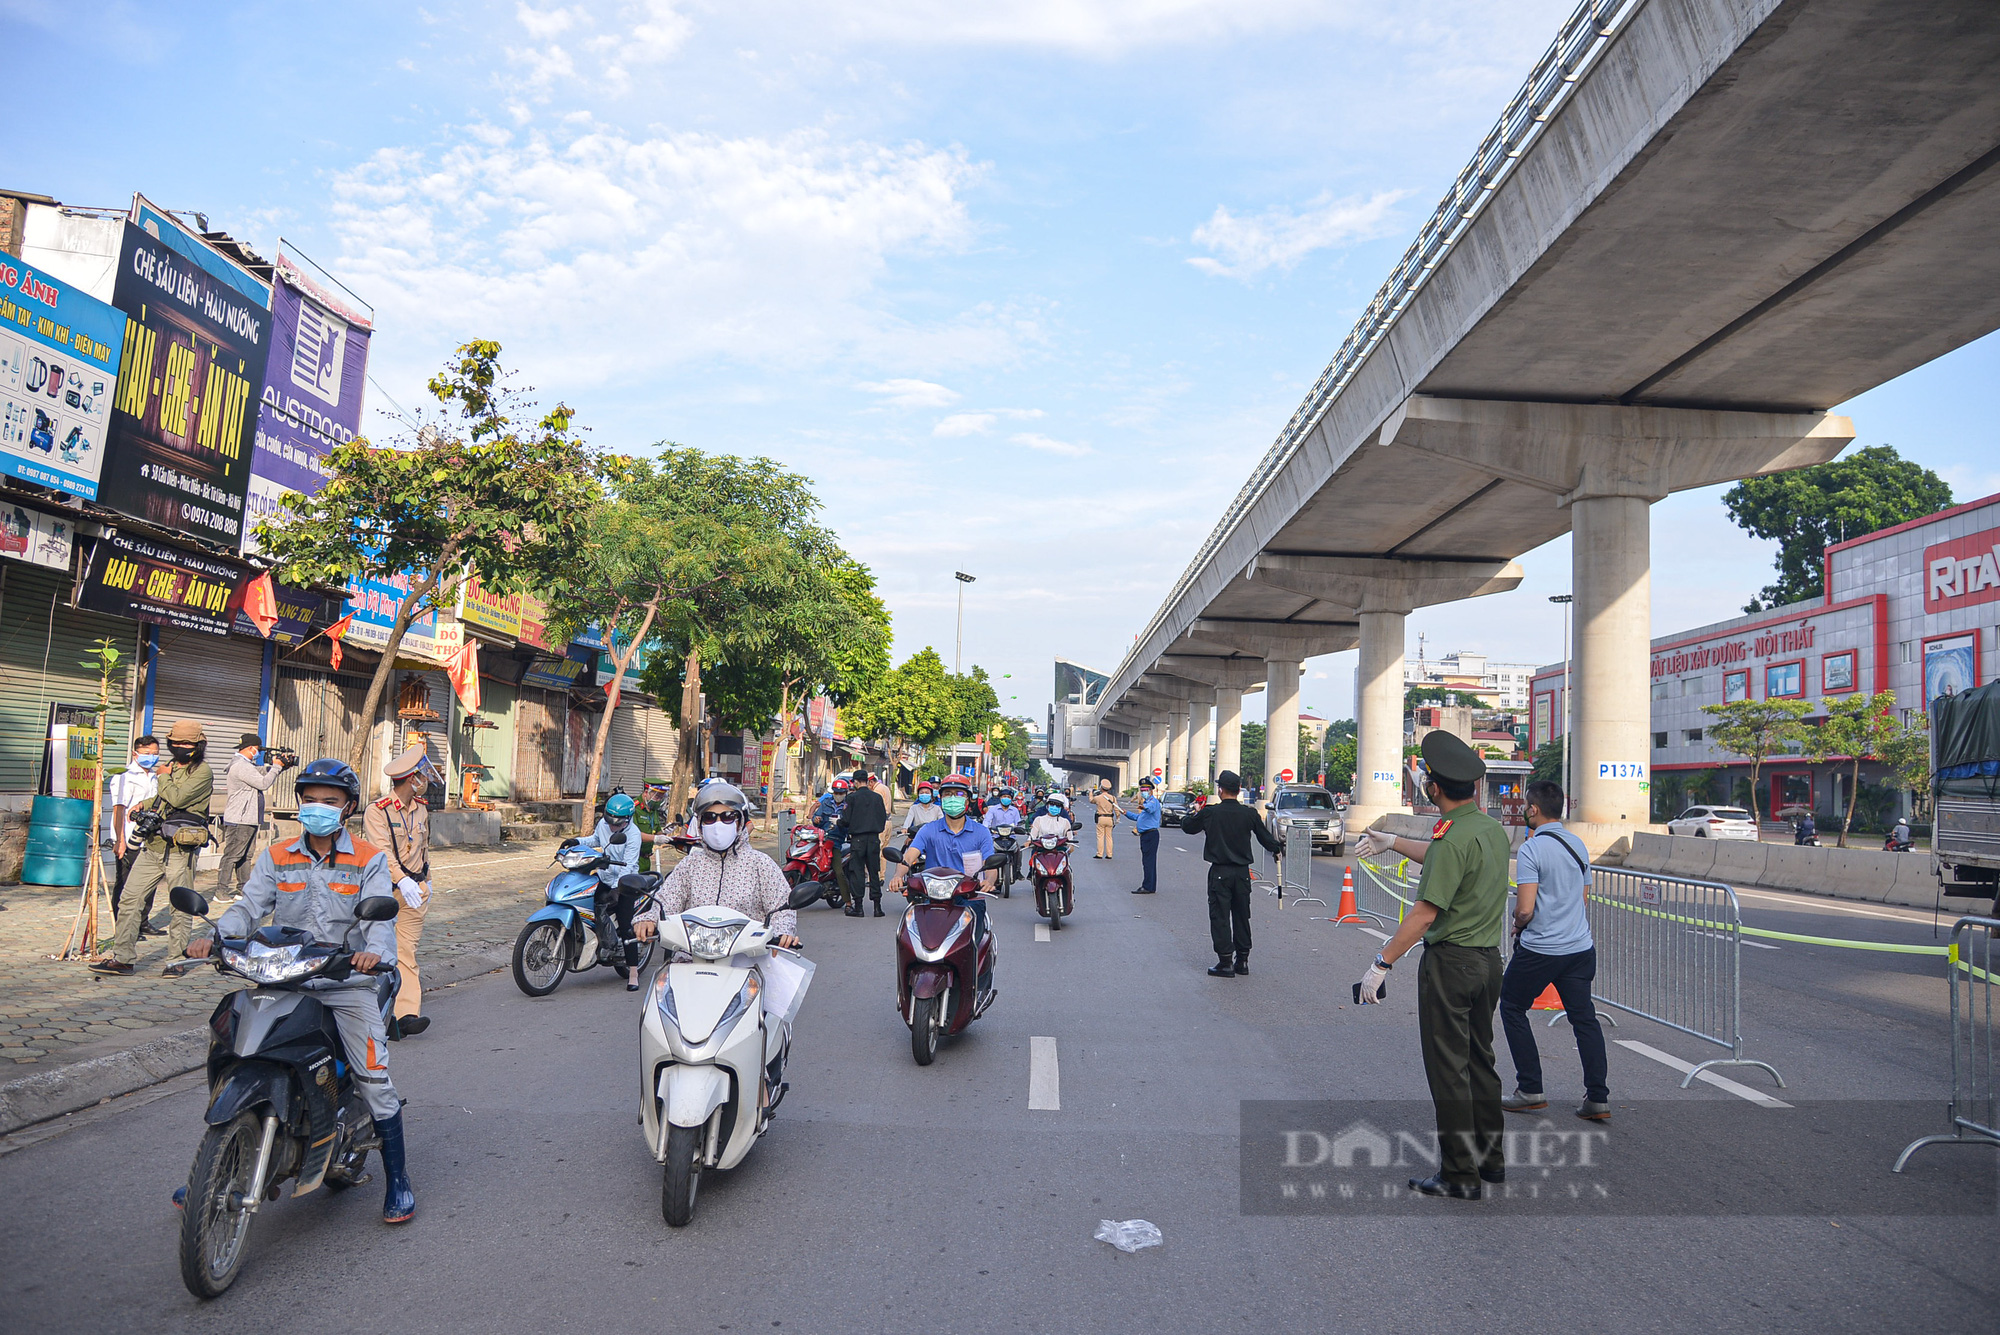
[396,876,426,908]
[1357,829,1397,860]
[1356,963,1388,1004]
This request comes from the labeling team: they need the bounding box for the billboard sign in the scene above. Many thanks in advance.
[0,498,77,571]
[243,248,371,552]
[0,256,125,500]
[102,200,270,547]
[457,572,523,638]
[522,643,594,690]
[78,528,247,636]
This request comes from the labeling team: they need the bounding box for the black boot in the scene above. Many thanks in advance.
[1233,953,1249,976]
[871,899,885,918]
[1207,956,1235,977]
[844,901,864,917]
[375,1111,415,1224]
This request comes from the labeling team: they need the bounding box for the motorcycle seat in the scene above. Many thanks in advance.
[617,872,664,895]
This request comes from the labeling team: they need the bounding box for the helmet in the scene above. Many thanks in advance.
[937,775,972,797]
[295,758,361,807]
[605,792,636,819]
[694,779,751,812]
[830,778,849,793]
[914,778,935,793]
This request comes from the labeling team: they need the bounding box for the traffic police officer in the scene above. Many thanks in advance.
[363,744,439,1037]
[1354,731,1510,1200]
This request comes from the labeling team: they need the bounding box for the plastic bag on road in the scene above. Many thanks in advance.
[1094,1219,1163,1253]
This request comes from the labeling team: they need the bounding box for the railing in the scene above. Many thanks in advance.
[1104,0,1645,707]
[1894,916,2000,1172]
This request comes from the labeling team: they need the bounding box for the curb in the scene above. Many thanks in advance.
[0,944,514,1137]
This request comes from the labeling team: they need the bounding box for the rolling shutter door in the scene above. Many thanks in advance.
[601,698,647,794]
[149,629,266,773]
[513,688,564,801]
[268,668,381,811]
[641,701,678,784]
[563,704,592,795]
[0,564,141,793]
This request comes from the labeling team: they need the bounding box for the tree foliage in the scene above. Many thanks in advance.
[1724,445,1951,612]
[1803,691,1912,846]
[1238,721,1266,787]
[256,341,602,775]
[1700,698,1815,825]
[1322,735,1357,793]
[1879,709,1932,821]
[1530,736,1565,785]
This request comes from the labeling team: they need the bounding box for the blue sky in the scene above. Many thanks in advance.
[14,0,1999,726]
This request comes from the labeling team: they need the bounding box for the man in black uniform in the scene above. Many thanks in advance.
[1180,770,1285,978]
[839,767,889,917]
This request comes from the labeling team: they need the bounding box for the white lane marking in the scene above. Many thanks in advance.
[1731,888,1936,925]
[1034,923,1051,943]
[1175,847,1190,853]
[1029,1036,1061,1111]
[1685,928,1779,949]
[1616,1039,1792,1108]
[1357,926,1390,942]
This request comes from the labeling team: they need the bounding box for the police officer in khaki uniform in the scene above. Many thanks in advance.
[363,744,439,1037]
[1354,731,1511,1200]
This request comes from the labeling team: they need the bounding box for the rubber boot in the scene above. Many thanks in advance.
[375,1112,416,1224]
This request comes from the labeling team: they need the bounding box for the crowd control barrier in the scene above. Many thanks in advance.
[1893,916,2000,1173]
[1282,825,1323,909]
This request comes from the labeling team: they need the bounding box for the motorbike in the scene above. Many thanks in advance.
[641,879,824,1226]
[893,850,1008,1065]
[781,822,846,909]
[1884,831,1915,852]
[160,886,400,1299]
[511,841,675,996]
[988,824,1019,897]
[1028,832,1076,930]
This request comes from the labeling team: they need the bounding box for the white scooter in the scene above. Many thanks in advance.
[640,882,821,1227]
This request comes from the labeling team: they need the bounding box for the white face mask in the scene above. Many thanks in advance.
[700,820,738,852]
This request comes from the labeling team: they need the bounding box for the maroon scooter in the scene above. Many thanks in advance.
[891,848,1006,1065]
[1028,832,1076,931]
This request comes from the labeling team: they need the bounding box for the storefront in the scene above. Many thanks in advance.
[0,562,140,798]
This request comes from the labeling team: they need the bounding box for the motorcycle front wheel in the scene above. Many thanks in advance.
[1050,902,1063,931]
[178,1111,262,1299]
[911,995,942,1066]
[661,1123,703,1227]
[512,921,568,996]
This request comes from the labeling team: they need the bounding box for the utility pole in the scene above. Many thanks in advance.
[1549,594,1574,818]
[954,571,976,672]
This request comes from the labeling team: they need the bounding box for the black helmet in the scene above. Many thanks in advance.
[296,758,361,807]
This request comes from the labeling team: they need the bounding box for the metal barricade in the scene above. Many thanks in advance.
[1585,867,1784,1089]
[1283,824,1323,909]
[1894,916,2000,1172]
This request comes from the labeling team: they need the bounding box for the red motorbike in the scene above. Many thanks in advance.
[782,824,846,909]
[1028,833,1076,930]
[892,848,1005,1065]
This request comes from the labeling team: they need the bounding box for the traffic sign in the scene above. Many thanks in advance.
[1277,767,1295,783]
[1153,767,1163,777]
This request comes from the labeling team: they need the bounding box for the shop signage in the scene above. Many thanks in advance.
[228,577,319,643]
[457,572,523,638]
[79,529,248,636]
[101,199,270,547]
[1650,623,1817,680]
[521,643,594,690]
[0,255,125,500]
[0,498,75,571]
[1924,527,2000,614]
[340,570,460,662]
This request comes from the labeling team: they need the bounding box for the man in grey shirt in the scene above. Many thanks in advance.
[216,733,293,897]
[1498,780,1610,1121]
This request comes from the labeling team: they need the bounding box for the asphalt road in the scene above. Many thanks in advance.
[1,834,1994,1333]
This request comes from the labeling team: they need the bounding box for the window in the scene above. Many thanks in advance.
[1651,680,1671,701]
[1765,660,1804,698]
[1724,670,1750,702]
[1653,732,1668,749]
[1685,728,1704,743]
[1682,677,1704,696]
[1274,790,1335,810]
[1900,641,1914,664]
[1822,650,1857,693]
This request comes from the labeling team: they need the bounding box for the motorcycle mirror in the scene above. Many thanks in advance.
[787,880,824,910]
[355,895,402,922]
[980,852,1008,870]
[168,885,210,918]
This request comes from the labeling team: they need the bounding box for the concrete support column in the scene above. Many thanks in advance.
[1187,701,1212,787]
[1570,493,1652,827]
[1166,711,1188,788]
[1352,609,1410,826]
[1264,659,1301,791]
[1215,688,1244,780]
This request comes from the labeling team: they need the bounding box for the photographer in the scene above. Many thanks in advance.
[93,720,213,976]
[216,733,295,898]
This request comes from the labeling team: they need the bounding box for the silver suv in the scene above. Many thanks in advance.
[1264,784,1346,856]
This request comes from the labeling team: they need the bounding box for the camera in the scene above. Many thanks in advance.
[129,809,165,840]
[267,747,299,767]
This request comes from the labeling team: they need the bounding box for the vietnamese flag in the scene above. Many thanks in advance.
[325,614,354,672]
[243,572,281,638]
[446,638,481,713]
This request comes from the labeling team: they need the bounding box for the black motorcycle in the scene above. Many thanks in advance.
[162,886,400,1299]
[988,824,1020,898]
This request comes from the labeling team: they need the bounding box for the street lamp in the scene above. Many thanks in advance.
[1549,594,1573,818]
[954,571,976,673]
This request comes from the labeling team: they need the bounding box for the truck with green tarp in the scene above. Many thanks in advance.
[1933,679,2000,904]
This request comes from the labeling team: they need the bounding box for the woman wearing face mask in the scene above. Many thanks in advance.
[636,781,801,951]
[898,779,945,842]
[565,791,646,989]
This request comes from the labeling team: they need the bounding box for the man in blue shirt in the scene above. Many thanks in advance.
[1498,781,1609,1121]
[889,777,998,978]
[1125,776,1163,895]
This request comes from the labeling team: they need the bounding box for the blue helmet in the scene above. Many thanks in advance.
[605,792,637,820]
[296,758,361,806]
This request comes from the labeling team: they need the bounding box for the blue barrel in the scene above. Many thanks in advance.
[23,794,94,887]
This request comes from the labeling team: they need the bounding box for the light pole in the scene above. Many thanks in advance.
[1549,594,1573,818]
[954,571,976,673]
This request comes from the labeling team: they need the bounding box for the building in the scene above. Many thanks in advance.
[1406,648,1540,711]
[1531,489,2000,825]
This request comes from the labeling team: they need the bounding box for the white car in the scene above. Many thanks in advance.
[1666,805,1759,839]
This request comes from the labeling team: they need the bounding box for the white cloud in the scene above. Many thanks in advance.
[516,2,582,38]
[1013,431,1090,457]
[331,123,987,384]
[803,0,1342,55]
[934,412,995,437]
[859,378,959,408]
[1187,189,1406,279]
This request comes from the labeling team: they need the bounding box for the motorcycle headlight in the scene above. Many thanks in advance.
[558,848,601,870]
[221,941,326,984]
[685,919,742,959]
[714,973,760,1036]
[652,970,679,1027]
[924,877,956,902]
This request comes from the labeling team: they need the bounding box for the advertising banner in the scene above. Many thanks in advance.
[522,643,594,690]
[228,577,319,644]
[102,199,271,547]
[79,529,248,636]
[0,255,125,500]
[341,571,461,662]
[0,498,77,571]
[243,248,372,552]
[458,572,523,639]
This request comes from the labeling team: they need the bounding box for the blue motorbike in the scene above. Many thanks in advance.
[512,842,667,996]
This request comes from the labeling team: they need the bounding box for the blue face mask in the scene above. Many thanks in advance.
[1047,804,1061,815]
[917,793,933,804]
[134,754,160,770]
[297,803,345,836]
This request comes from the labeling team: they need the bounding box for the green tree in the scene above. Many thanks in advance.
[1406,685,1486,710]
[1323,735,1357,793]
[1530,736,1565,785]
[1723,445,1951,612]
[1879,710,1932,821]
[1700,698,1815,826]
[846,648,961,748]
[258,341,602,773]
[1804,691,1908,846]
[1239,721,1267,787]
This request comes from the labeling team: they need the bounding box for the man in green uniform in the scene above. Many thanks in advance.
[1354,731,1510,1199]
[93,719,214,976]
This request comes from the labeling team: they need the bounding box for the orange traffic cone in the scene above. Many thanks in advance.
[1333,865,1369,924]
[1530,984,1563,1010]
